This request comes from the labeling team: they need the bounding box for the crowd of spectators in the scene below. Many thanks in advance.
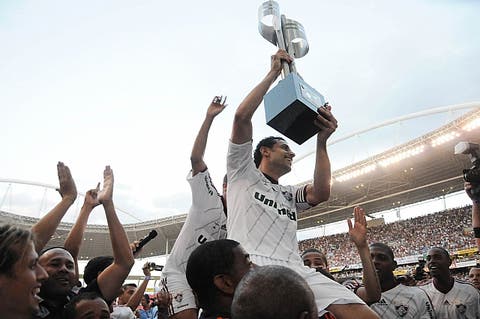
[299,206,476,268]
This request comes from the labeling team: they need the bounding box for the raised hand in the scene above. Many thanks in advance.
[97,165,114,204]
[315,103,338,141]
[348,206,368,248]
[207,95,228,118]
[56,161,77,204]
[83,183,101,209]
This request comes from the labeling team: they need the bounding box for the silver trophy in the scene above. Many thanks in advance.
[259,1,326,144]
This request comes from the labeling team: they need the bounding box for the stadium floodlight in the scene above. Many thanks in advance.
[378,145,425,167]
[462,116,480,132]
[431,131,461,147]
[335,163,377,182]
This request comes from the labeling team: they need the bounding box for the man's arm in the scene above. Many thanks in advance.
[348,206,381,305]
[231,50,293,144]
[465,182,480,249]
[191,96,227,175]
[305,105,338,205]
[31,161,77,252]
[63,184,101,281]
[95,166,135,301]
[126,263,151,311]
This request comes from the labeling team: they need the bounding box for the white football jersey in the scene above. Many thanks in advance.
[163,169,227,275]
[371,284,436,318]
[421,279,480,319]
[226,141,310,263]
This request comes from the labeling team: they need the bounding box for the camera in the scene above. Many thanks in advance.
[147,262,164,271]
[455,142,480,198]
[414,257,427,281]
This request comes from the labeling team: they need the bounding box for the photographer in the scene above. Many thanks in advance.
[465,181,480,250]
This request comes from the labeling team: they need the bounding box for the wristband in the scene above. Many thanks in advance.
[474,227,480,239]
[144,275,151,280]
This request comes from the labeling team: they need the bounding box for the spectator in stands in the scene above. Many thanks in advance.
[231,265,318,319]
[185,239,253,319]
[63,292,110,319]
[227,49,378,319]
[468,265,480,290]
[0,224,48,319]
[368,243,435,318]
[465,182,480,250]
[420,247,480,318]
[161,96,228,319]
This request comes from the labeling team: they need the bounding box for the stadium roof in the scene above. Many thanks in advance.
[3,108,480,259]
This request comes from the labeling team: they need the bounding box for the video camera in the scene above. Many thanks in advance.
[147,262,164,271]
[414,257,427,281]
[455,142,480,198]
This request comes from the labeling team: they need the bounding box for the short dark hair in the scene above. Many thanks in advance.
[301,248,328,266]
[253,136,285,168]
[39,246,71,257]
[63,292,105,319]
[370,242,395,260]
[429,247,451,260]
[186,239,240,310]
[83,256,114,285]
[121,283,137,290]
[0,224,33,276]
[232,265,316,319]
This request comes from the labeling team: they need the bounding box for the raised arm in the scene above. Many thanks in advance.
[305,104,338,205]
[63,184,101,280]
[125,262,151,311]
[348,206,381,305]
[95,166,135,301]
[465,182,480,250]
[31,161,77,252]
[231,50,292,144]
[190,96,227,175]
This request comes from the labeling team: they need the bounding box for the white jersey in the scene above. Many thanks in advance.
[421,279,480,319]
[161,169,227,313]
[370,284,436,319]
[226,140,365,315]
[226,140,309,262]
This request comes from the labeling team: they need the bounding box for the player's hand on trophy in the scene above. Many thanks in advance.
[315,102,338,141]
[270,49,293,76]
[207,95,228,118]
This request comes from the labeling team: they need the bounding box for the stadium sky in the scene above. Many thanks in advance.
[1,0,480,228]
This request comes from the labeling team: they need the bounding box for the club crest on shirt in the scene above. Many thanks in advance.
[174,293,183,303]
[395,304,408,317]
[456,303,466,314]
[282,190,293,201]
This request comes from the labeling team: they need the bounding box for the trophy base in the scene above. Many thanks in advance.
[264,73,325,145]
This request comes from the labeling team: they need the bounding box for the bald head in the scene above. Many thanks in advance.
[232,265,317,319]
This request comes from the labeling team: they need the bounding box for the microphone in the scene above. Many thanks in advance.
[134,230,158,253]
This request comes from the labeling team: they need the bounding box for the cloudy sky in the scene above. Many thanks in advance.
[1,0,479,224]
